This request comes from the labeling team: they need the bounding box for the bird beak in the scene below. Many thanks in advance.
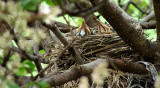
[77,19,91,36]
[96,19,111,34]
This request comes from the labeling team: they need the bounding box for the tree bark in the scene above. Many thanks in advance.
[90,0,159,62]
[43,23,84,64]
[153,0,160,42]
[37,58,148,87]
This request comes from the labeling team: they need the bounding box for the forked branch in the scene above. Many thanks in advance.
[36,58,148,87]
[90,0,159,62]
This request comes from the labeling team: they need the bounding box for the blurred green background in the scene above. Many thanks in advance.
[27,0,158,76]
[0,0,157,87]
[1,0,156,77]
[54,0,156,41]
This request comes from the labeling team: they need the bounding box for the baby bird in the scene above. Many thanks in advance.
[76,15,112,36]
[96,19,112,34]
[76,19,91,36]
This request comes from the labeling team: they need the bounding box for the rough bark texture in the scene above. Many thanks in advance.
[43,23,84,64]
[153,0,160,42]
[37,58,148,87]
[90,0,158,62]
[140,12,155,22]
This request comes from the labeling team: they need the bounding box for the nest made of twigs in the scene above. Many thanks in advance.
[44,32,153,88]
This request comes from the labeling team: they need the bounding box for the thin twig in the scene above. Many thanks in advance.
[1,49,12,67]
[11,46,50,64]
[63,16,74,37]
[33,20,44,78]
[43,23,83,64]
[124,0,149,14]
[130,1,149,14]
[60,0,105,17]
[124,0,131,11]
[146,0,153,14]
[33,39,75,80]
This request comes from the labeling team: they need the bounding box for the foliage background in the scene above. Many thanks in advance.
[0,0,157,87]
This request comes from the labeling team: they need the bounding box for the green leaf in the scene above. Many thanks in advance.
[144,29,157,41]
[7,81,19,88]
[38,49,45,54]
[42,63,47,68]
[24,81,35,88]
[12,40,18,47]
[20,0,41,11]
[44,0,58,6]
[69,0,76,2]
[0,49,3,64]
[0,58,2,64]
[77,18,82,26]
[24,81,50,88]
[29,50,33,54]
[17,67,27,76]
[37,81,50,88]
[22,60,35,72]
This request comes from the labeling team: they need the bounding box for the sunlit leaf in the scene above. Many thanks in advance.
[38,49,45,54]
[17,67,27,76]
[12,40,18,47]
[0,58,2,65]
[43,0,58,6]
[37,81,50,88]
[20,0,41,11]
[77,18,82,26]
[22,60,35,72]
[144,29,157,41]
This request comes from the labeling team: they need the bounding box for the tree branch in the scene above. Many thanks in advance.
[123,0,131,11]
[140,21,156,29]
[66,0,105,17]
[36,58,149,87]
[59,0,105,17]
[90,0,159,62]
[11,46,50,64]
[33,20,44,78]
[130,1,149,14]
[146,0,153,14]
[42,22,84,64]
[124,0,149,14]
[153,0,160,42]
[34,39,75,80]
[141,12,155,22]
[54,21,78,33]
[1,49,12,67]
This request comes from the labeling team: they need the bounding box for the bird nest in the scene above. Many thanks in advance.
[51,32,136,63]
[73,33,130,58]
[44,32,154,88]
